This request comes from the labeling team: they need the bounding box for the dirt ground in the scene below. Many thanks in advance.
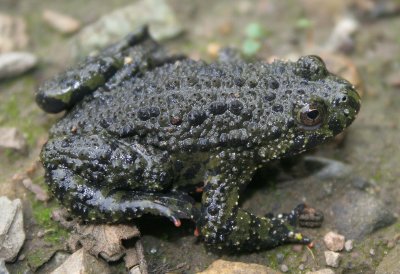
[1,0,399,273]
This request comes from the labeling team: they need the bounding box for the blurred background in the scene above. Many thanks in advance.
[0,0,399,273]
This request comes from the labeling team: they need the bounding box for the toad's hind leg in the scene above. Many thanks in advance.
[199,174,323,251]
[41,134,198,224]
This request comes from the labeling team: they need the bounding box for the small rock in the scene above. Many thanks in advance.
[0,14,28,53]
[0,128,27,153]
[324,251,340,268]
[198,259,282,274]
[42,9,81,34]
[0,197,25,262]
[369,248,375,256]
[51,249,111,274]
[207,43,221,59]
[324,16,359,54]
[345,240,354,252]
[129,265,142,274]
[71,0,183,58]
[0,52,37,80]
[280,264,288,272]
[0,259,9,274]
[22,177,49,202]
[298,264,305,271]
[376,245,400,274]
[276,253,285,263]
[324,231,345,251]
[306,269,335,274]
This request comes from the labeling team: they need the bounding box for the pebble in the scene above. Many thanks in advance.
[345,239,354,252]
[323,231,345,251]
[324,16,359,54]
[150,247,157,254]
[369,248,375,256]
[207,43,221,59]
[298,264,304,271]
[0,13,28,53]
[0,127,27,152]
[51,249,111,274]
[129,265,142,274]
[276,253,285,263]
[0,197,25,262]
[42,9,81,34]
[324,251,340,268]
[0,52,37,80]
[280,264,288,272]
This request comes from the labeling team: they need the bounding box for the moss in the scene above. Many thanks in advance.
[31,198,69,245]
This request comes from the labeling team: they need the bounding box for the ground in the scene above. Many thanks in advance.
[0,0,399,273]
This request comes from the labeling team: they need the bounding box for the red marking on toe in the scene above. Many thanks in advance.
[195,186,204,193]
[194,227,200,237]
[173,218,181,227]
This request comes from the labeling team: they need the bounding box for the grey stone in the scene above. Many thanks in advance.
[376,245,400,274]
[70,0,183,58]
[332,189,396,240]
[0,259,9,274]
[0,197,25,262]
[0,52,37,80]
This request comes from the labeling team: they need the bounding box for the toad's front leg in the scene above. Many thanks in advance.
[197,173,323,251]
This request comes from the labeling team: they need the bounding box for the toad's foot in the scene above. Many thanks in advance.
[198,175,324,251]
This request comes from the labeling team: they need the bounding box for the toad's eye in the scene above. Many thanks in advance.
[297,102,326,128]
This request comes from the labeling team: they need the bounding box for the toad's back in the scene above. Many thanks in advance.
[49,58,339,153]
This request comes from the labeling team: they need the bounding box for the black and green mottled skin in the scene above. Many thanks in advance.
[37,27,360,251]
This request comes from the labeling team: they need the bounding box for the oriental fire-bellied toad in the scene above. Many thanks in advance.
[36,26,361,251]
